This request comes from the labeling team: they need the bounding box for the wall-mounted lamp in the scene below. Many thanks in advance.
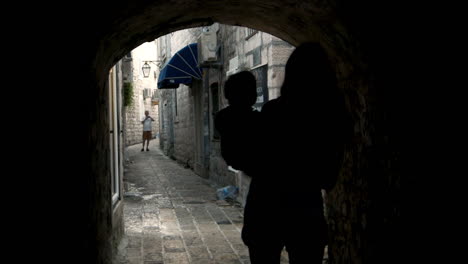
[142,61,160,78]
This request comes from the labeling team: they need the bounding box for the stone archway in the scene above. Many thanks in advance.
[30,1,403,264]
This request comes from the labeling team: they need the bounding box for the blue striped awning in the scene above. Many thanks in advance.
[157,43,203,89]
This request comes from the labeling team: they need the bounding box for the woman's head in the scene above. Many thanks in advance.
[281,42,336,101]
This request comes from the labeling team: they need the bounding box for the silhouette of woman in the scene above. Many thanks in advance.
[241,42,351,263]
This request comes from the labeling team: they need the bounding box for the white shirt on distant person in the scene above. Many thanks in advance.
[142,116,152,131]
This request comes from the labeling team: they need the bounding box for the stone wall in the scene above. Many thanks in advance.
[173,84,195,167]
[268,38,294,100]
[209,140,237,187]
[159,89,175,157]
[124,95,141,146]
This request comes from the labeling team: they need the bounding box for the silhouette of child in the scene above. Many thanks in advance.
[214,71,260,175]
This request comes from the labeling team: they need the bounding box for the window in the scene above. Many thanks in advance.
[252,47,261,67]
[143,88,151,99]
[151,89,158,100]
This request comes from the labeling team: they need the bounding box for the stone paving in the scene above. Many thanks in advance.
[113,142,290,264]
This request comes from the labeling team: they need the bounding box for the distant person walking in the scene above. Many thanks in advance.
[141,110,155,151]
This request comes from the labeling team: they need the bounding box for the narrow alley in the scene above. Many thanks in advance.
[21,1,411,263]
[114,143,292,264]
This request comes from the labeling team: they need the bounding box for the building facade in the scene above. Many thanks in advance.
[157,24,294,203]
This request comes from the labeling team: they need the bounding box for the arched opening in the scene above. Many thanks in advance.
[29,1,404,264]
[105,21,366,264]
[92,3,370,262]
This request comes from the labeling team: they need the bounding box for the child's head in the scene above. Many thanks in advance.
[224,71,257,107]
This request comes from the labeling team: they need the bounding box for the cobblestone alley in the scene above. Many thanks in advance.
[113,143,290,264]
